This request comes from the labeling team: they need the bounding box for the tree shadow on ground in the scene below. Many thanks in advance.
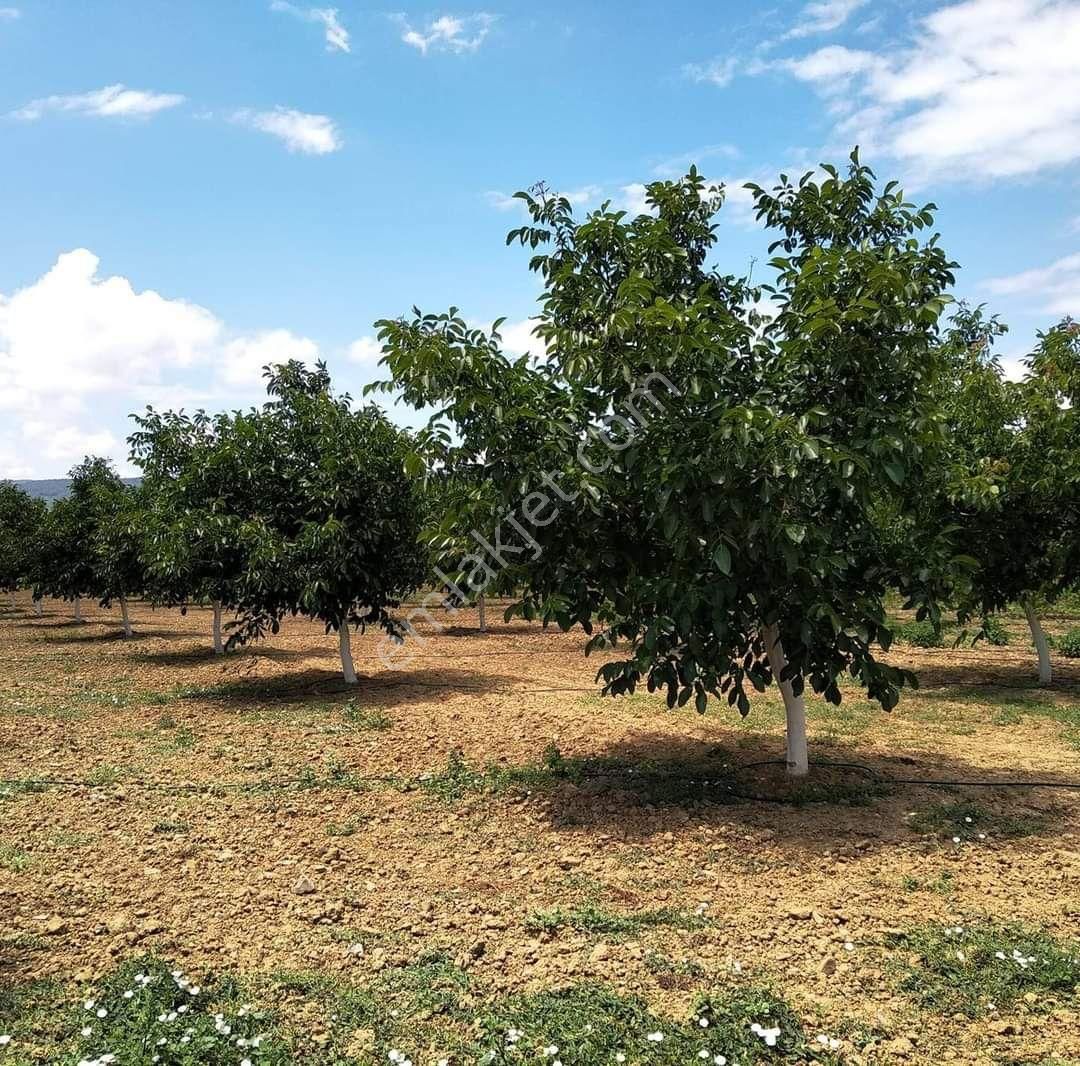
[167,664,516,711]
[912,658,1080,692]
[39,626,192,643]
[133,642,319,667]
[525,731,1079,854]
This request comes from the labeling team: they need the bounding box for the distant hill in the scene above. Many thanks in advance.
[12,478,141,503]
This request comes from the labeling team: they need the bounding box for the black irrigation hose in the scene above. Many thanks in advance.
[3,758,1080,797]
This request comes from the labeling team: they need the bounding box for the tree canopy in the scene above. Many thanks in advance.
[375,154,969,774]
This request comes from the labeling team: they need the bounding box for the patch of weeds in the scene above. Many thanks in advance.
[268,953,470,1059]
[0,977,67,1053]
[472,984,826,1065]
[892,619,944,647]
[86,764,127,787]
[0,844,31,872]
[152,819,190,835]
[895,922,1080,1017]
[1059,627,1080,658]
[907,801,1052,842]
[0,956,290,1064]
[979,616,1010,646]
[47,830,96,849]
[902,871,956,896]
[342,700,391,730]
[524,903,707,938]
[325,815,368,837]
[642,951,707,988]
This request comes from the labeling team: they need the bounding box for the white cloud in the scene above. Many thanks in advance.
[496,318,547,359]
[984,252,1080,315]
[395,13,494,55]
[271,2,350,53]
[232,107,342,154]
[784,0,868,39]
[220,329,320,388]
[483,190,521,211]
[617,183,652,215]
[771,0,1080,182]
[0,7,20,19]
[347,336,383,364]
[11,84,185,121]
[683,56,739,87]
[0,250,321,476]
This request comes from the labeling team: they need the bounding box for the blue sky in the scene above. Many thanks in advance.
[2,0,1079,476]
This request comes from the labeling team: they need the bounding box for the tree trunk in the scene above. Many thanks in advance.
[8,591,14,611]
[119,594,132,639]
[339,622,358,684]
[1022,597,1052,686]
[212,601,224,655]
[478,593,487,633]
[74,596,83,624]
[763,621,809,777]
[34,596,43,617]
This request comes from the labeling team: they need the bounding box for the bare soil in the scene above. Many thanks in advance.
[1,594,1078,1064]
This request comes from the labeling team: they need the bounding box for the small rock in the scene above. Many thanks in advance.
[44,917,67,936]
[292,874,316,895]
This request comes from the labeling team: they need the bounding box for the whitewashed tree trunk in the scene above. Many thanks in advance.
[119,594,132,639]
[8,592,14,610]
[34,596,43,617]
[212,601,224,655]
[478,593,487,632]
[339,622,357,684]
[1022,597,1052,686]
[73,596,83,624]
[763,621,809,777]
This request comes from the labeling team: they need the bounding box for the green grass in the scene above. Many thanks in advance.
[895,922,1080,1017]
[523,903,707,938]
[891,619,944,648]
[0,953,838,1065]
[906,800,1053,842]
[0,844,31,872]
[342,700,392,730]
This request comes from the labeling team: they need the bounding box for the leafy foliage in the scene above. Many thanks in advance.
[0,482,46,594]
[375,153,963,719]
[1059,627,1080,658]
[220,362,428,657]
[898,922,1080,1017]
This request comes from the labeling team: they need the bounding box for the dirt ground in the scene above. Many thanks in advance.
[1,593,1079,1064]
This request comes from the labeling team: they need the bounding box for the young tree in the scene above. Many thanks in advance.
[130,409,255,653]
[909,309,1080,684]
[376,154,964,775]
[0,482,46,611]
[32,458,146,635]
[225,361,428,683]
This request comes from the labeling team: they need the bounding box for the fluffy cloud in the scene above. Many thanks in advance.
[0,7,20,18]
[0,250,320,475]
[395,13,494,55]
[497,318,547,359]
[985,252,1080,315]
[220,330,320,388]
[270,2,350,53]
[232,107,342,154]
[11,84,185,121]
[347,336,383,364]
[773,0,1080,182]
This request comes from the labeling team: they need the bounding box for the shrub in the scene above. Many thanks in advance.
[979,616,1009,646]
[1058,627,1080,658]
[893,619,944,648]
